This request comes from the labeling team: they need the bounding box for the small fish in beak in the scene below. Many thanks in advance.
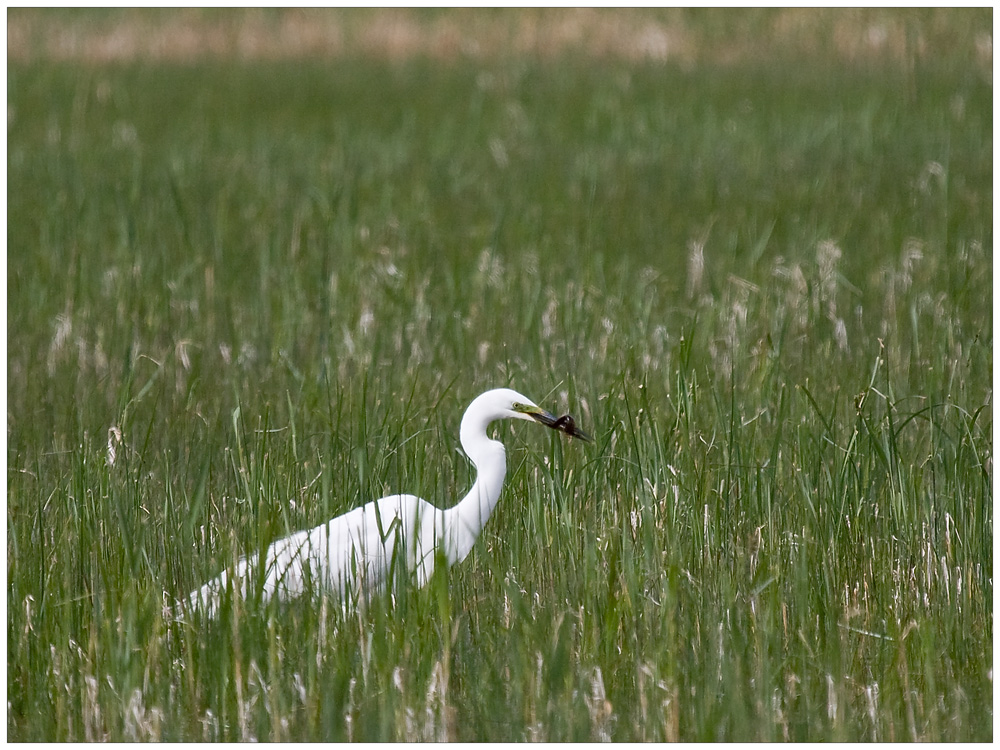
[529,408,592,442]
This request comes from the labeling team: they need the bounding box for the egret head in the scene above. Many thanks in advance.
[462,388,593,447]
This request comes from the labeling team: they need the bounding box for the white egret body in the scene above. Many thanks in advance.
[188,388,589,617]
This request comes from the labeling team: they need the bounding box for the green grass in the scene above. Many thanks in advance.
[7,24,992,741]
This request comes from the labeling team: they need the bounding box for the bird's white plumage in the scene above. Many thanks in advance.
[188,388,572,618]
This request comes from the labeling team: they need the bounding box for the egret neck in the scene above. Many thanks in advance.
[442,397,510,563]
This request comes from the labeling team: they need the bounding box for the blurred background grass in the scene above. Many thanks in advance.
[7,7,994,71]
[7,8,993,741]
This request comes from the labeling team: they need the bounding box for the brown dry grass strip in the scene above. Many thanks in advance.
[8,8,992,72]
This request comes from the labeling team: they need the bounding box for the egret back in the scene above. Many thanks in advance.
[188,492,448,617]
[313,493,446,597]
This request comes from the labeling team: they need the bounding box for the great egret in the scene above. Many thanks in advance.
[188,388,590,618]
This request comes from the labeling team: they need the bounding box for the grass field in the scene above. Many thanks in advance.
[7,9,993,741]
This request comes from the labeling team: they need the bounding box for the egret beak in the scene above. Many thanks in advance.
[515,403,592,442]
